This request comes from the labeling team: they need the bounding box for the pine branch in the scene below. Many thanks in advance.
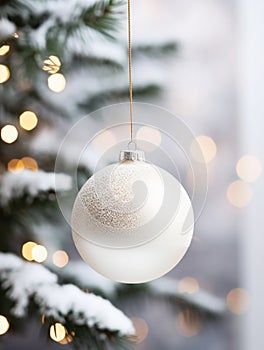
[0,253,134,349]
[1,0,125,34]
[72,54,124,70]
[78,84,162,111]
[1,0,125,50]
[133,41,178,57]
[79,0,125,38]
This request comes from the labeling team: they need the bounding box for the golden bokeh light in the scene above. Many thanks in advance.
[19,111,38,131]
[0,64,10,83]
[32,245,48,263]
[41,314,45,325]
[130,317,149,344]
[190,135,217,164]
[226,288,250,315]
[227,180,253,208]
[178,277,200,294]
[8,159,24,173]
[8,157,38,173]
[91,130,117,153]
[0,315,10,336]
[21,157,38,171]
[43,55,61,74]
[176,310,202,337]
[1,125,18,144]
[48,73,66,93]
[136,126,162,151]
[236,155,262,182]
[50,323,67,342]
[13,32,19,38]
[59,334,73,345]
[0,45,10,56]
[22,241,38,261]
[52,250,69,268]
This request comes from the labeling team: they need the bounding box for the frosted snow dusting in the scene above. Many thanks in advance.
[36,284,133,335]
[0,253,22,271]
[0,170,72,205]
[30,0,100,23]
[2,263,57,317]
[29,18,54,49]
[0,253,134,336]
[151,277,226,315]
[0,18,16,38]
[26,0,110,49]
[60,261,116,295]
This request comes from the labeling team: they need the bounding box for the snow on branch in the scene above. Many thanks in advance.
[0,170,72,205]
[0,18,16,38]
[58,261,117,296]
[66,33,126,63]
[150,278,226,315]
[58,261,226,316]
[24,0,124,50]
[0,253,134,337]
[26,0,105,23]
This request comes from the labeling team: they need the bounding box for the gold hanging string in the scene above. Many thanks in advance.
[127,0,134,143]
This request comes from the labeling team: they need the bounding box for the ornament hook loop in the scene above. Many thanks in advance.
[127,140,137,150]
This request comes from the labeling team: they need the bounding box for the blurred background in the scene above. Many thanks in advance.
[0,0,263,349]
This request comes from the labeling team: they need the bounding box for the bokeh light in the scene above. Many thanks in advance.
[0,64,10,83]
[0,45,10,56]
[91,130,117,153]
[236,155,262,182]
[8,157,38,173]
[48,73,66,93]
[22,241,38,261]
[1,125,18,144]
[41,314,45,325]
[43,55,61,74]
[19,111,38,131]
[226,288,250,315]
[21,157,38,171]
[227,180,253,208]
[178,277,200,294]
[52,250,69,268]
[136,126,162,151]
[176,310,202,337]
[32,245,48,263]
[130,317,149,343]
[0,315,10,336]
[50,323,66,342]
[13,32,19,38]
[190,135,217,163]
[8,159,24,173]
[59,334,73,345]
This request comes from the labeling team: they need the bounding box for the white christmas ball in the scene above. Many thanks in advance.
[71,150,194,283]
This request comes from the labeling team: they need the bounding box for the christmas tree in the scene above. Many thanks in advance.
[0,1,225,349]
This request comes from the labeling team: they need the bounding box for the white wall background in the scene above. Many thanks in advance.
[238,0,264,349]
[132,0,264,349]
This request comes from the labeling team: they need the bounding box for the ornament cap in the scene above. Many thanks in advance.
[119,149,145,162]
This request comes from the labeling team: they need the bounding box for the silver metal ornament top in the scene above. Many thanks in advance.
[119,149,145,162]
